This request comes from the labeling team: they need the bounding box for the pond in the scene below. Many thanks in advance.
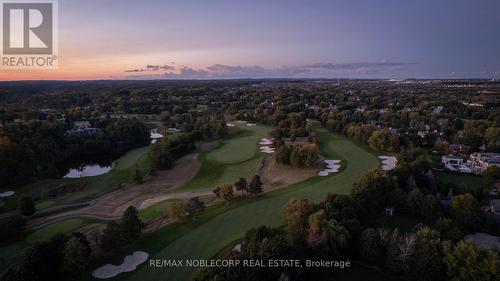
[61,156,115,178]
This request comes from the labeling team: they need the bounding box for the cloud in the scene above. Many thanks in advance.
[124,64,176,72]
[303,62,418,70]
[123,61,418,79]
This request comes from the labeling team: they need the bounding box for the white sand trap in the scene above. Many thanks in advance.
[260,140,275,154]
[379,156,398,171]
[227,123,235,127]
[246,123,256,126]
[232,243,242,253]
[259,138,273,145]
[92,251,149,279]
[260,147,275,154]
[318,159,341,176]
[0,191,14,198]
[150,129,163,139]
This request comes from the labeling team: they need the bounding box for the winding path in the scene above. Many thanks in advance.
[124,129,379,281]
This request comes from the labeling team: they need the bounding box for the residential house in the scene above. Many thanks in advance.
[467,153,500,174]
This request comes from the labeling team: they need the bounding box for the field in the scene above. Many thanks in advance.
[206,125,269,164]
[171,124,270,193]
[139,199,176,223]
[26,218,97,243]
[434,170,483,189]
[121,127,379,281]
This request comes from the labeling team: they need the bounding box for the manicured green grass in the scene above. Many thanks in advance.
[0,240,30,274]
[26,218,95,243]
[218,156,262,184]
[171,125,270,193]
[16,146,151,207]
[0,199,56,220]
[122,127,379,281]
[206,125,269,164]
[35,199,56,210]
[435,170,483,188]
[114,146,150,170]
[139,199,177,223]
[0,210,15,220]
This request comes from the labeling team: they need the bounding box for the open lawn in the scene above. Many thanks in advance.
[434,170,483,189]
[119,126,379,281]
[171,125,269,193]
[206,125,269,164]
[139,199,176,223]
[26,218,98,243]
[0,240,29,274]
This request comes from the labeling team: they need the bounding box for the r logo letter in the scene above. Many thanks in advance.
[2,2,54,54]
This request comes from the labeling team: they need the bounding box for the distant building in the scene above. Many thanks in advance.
[467,153,500,174]
[65,121,98,137]
[442,155,472,173]
[442,155,463,165]
[73,121,91,129]
[448,143,471,156]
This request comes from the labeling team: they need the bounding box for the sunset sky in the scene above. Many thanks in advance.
[1,0,500,80]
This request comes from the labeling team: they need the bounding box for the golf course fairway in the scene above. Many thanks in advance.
[172,124,270,193]
[124,127,379,281]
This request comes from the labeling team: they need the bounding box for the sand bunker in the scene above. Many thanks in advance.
[318,160,341,176]
[92,251,149,279]
[232,243,242,253]
[246,123,256,126]
[227,123,235,127]
[259,138,273,145]
[260,146,275,154]
[259,138,275,154]
[0,191,14,198]
[379,156,397,171]
[150,129,163,139]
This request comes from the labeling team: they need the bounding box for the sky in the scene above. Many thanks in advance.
[1,0,500,80]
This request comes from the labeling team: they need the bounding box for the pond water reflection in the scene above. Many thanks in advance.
[61,156,115,178]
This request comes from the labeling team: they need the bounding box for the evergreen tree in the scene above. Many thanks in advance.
[234,177,248,195]
[121,206,144,242]
[186,197,205,220]
[248,175,263,196]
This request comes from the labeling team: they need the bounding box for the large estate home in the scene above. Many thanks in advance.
[441,152,500,174]
[64,121,98,137]
[467,153,500,174]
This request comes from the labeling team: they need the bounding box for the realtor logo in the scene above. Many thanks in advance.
[1,0,58,69]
